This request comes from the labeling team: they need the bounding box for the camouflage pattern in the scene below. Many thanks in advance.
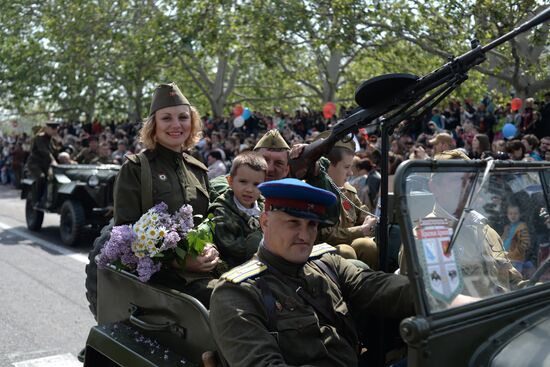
[208,189,264,269]
[208,174,230,202]
[210,244,414,367]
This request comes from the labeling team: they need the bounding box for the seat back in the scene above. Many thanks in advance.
[97,266,217,364]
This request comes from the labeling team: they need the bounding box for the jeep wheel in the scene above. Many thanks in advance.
[25,192,44,231]
[85,220,113,319]
[59,200,86,246]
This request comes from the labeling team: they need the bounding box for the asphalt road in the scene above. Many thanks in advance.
[0,186,97,367]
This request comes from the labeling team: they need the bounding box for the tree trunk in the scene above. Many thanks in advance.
[323,49,342,103]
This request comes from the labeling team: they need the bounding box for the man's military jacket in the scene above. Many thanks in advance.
[208,189,264,269]
[26,132,61,175]
[75,147,98,164]
[317,182,370,246]
[210,244,414,367]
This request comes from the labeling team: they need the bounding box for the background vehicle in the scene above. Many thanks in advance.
[20,163,120,246]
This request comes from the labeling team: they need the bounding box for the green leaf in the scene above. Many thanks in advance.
[175,246,187,260]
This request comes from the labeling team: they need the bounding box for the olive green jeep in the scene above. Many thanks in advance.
[82,160,550,367]
[20,163,120,246]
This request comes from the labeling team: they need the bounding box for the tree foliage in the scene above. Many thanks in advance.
[0,0,547,122]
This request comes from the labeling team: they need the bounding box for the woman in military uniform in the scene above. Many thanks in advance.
[113,82,218,305]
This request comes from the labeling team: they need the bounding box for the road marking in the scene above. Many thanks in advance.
[12,353,80,367]
[0,221,89,264]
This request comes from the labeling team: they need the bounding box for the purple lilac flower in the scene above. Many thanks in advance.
[96,225,136,268]
[157,212,172,228]
[178,204,193,218]
[120,250,138,267]
[152,202,168,214]
[175,216,194,235]
[161,231,181,250]
[136,257,162,282]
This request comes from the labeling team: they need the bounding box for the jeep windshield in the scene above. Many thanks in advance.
[396,159,550,314]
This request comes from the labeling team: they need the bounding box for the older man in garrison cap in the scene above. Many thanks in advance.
[209,178,415,367]
[209,129,291,201]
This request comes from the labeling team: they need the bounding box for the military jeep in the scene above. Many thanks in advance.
[20,163,120,247]
[82,160,550,367]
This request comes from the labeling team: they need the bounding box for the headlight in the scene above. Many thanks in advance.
[87,175,99,187]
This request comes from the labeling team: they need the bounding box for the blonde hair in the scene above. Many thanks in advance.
[139,106,203,150]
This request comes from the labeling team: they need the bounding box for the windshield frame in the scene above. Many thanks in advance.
[394,159,550,318]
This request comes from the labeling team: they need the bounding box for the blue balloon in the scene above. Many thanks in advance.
[502,123,517,139]
[242,107,251,120]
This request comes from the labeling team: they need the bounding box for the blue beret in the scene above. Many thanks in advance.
[259,178,337,222]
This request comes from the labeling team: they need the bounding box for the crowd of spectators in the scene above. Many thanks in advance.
[1,92,549,193]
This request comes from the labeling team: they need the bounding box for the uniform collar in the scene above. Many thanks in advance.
[154,143,183,162]
[258,241,304,277]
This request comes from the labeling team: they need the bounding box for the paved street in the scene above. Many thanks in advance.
[0,186,96,367]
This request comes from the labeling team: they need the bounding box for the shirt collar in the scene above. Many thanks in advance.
[233,195,261,217]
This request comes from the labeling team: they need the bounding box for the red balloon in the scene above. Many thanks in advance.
[233,104,244,116]
[323,102,336,119]
[511,98,522,111]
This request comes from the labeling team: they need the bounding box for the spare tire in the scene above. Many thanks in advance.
[85,219,114,319]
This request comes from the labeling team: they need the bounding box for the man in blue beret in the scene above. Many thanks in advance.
[209,178,415,366]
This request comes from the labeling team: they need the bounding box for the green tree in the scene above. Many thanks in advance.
[368,0,549,102]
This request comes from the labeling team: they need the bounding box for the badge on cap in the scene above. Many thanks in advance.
[159,173,167,181]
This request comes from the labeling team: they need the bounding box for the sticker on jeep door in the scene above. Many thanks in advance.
[417,218,463,303]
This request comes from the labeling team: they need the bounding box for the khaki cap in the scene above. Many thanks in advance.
[429,132,453,146]
[434,149,470,161]
[254,130,290,150]
[314,130,356,152]
[149,82,190,116]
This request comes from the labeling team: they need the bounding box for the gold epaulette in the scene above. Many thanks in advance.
[221,259,267,283]
[309,243,337,258]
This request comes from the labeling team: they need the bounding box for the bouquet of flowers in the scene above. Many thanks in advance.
[96,202,215,282]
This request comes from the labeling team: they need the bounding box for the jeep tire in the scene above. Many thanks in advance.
[59,200,85,246]
[85,220,113,319]
[25,192,44,231]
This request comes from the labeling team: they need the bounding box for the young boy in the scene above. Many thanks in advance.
[318,137,379,270]
[208,151,267,269]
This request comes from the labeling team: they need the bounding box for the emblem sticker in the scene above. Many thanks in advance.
[158,174,167,181]
[417,218,463,303]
